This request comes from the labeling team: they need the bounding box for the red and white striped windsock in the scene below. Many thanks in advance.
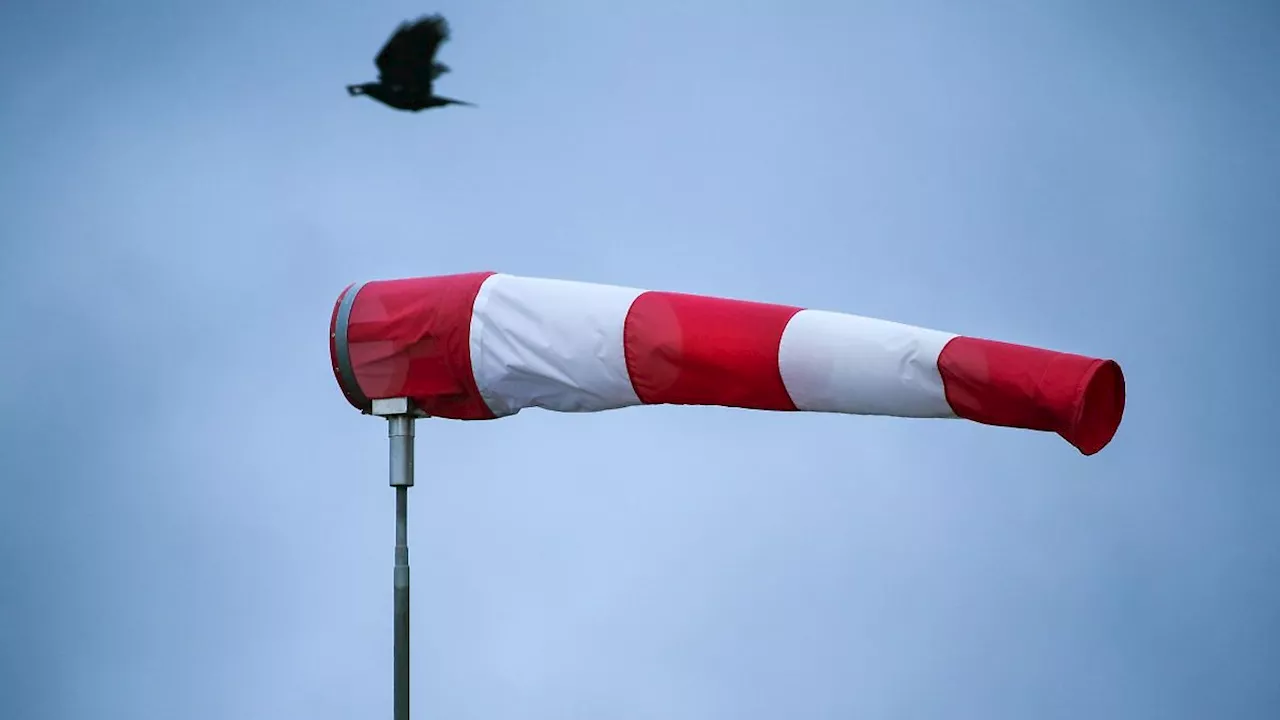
[330,272,1125,455]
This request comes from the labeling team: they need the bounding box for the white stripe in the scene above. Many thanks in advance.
[469,274,645,416]
[778,309,959,418]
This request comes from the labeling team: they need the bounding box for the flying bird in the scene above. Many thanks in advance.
[347,14,474,112]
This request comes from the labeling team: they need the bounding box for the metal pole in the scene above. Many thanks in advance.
[388,412,415,720]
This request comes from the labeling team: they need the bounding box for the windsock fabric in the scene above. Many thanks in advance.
[331,272,1125,455]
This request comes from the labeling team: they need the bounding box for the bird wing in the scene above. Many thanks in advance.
[374,14,451,88]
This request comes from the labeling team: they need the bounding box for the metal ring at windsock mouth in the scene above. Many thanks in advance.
[331,281,372,412]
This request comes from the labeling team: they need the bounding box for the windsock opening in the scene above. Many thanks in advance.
[1071,358,1125,456]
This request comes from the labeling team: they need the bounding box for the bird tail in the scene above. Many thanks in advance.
[437,96,476,107]
[346,85,363,96]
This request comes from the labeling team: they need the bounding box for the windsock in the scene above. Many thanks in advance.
[330,272,1125,455]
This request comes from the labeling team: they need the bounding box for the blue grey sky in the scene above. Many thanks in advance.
[2,0,1277,717]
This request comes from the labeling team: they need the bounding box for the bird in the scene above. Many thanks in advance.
[346,14,474,112]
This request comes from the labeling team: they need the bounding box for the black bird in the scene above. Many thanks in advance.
[347,14,474,112]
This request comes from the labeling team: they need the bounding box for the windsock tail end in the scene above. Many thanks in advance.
[1067,358,1125,456]
[938,337,1125,456]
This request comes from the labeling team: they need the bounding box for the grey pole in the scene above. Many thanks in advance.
[373,398,420,720]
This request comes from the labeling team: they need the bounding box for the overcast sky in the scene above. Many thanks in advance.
[2,0,1278,718]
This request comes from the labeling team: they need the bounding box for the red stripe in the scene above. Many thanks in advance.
[623,291,801,411]
[937,336,1125,455]
[345,271,496,420]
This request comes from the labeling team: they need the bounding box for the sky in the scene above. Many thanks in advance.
[1,0,1278,717]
